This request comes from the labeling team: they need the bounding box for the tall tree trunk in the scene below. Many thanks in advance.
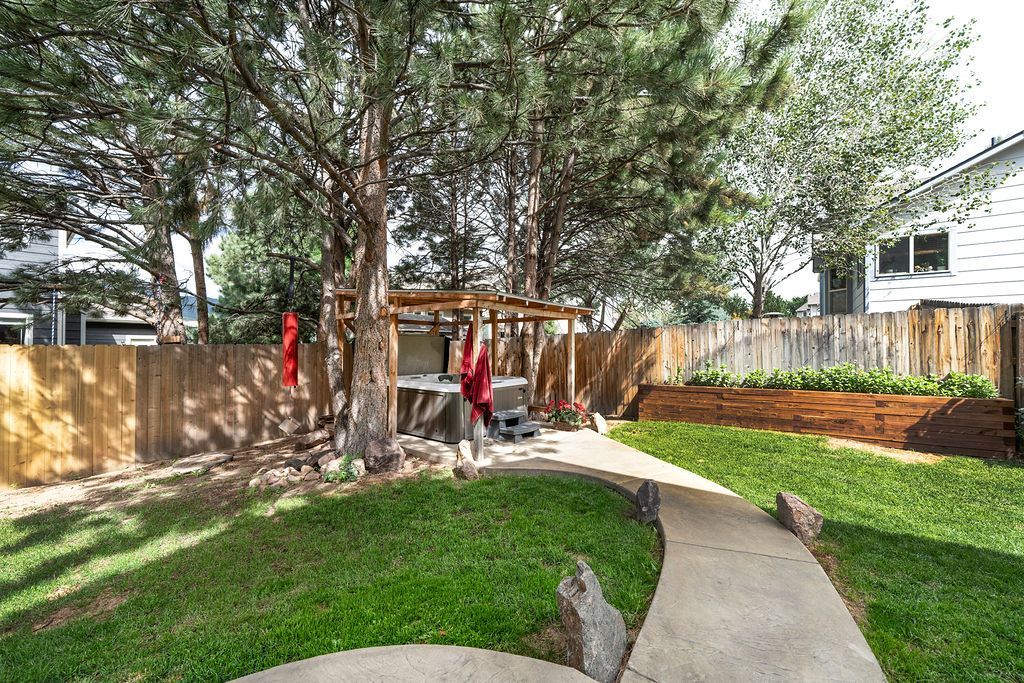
[187,236,210,344]
[538,149,576,300]
[144,190,185,344]
[503,150,519,340]
[751,273,765,318]
[344,98,392,455]
[519,111,544,404]
[320,219,349,452]
[151,222,186,343]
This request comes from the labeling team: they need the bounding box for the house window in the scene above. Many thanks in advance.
[877,233,949,275]
[0,316,32,345]
[828,271,848,314]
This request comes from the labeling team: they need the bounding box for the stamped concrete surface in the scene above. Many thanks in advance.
[231,644,591,682]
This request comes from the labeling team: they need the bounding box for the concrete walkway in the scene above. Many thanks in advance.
[233,644,590,682]
[236,429,885,682]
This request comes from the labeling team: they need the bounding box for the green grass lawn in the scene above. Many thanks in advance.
[610,421,1024,682]
[0,473,659,682]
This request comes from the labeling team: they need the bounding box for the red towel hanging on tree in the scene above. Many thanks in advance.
[471,344,494,427]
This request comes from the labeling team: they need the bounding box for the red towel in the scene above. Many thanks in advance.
[470,345,493,427]
[282,312,299,387]
[460,323,474,399]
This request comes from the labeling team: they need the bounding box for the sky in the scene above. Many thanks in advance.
[774,0,1024,299]
[189,0,1024,302]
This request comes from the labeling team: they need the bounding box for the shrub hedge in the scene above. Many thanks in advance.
[678,362,999,399]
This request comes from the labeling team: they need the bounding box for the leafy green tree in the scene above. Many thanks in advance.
[707,0,993,317]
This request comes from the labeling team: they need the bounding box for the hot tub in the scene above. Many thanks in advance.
[396,373,527,443]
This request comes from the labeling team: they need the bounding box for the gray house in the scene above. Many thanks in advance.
[1,229,160,345]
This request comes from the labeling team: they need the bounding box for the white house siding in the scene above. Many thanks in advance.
[866,143,1024,312]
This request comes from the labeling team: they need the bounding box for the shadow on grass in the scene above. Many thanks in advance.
[0,474,659,682]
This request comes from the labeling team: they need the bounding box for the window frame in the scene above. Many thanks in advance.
[0,313,34,345]
[875,231,952,278]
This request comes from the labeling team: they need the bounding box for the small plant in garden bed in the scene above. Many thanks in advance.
[545,400,588,427]
[679,362,998,399]
[323,454,361,483]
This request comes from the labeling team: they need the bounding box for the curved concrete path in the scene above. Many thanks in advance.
[235,429,885,682]
[232,644,590,682]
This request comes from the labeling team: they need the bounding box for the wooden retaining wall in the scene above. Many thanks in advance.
[637,384,1017,459]
[0,343,329,487]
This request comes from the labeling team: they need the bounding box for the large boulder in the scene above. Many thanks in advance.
[454,455,480,481]
[556,561,627,683]
[635,479,660,524]
[776,492,824,545]
[364,438,406,474]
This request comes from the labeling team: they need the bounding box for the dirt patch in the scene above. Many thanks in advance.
[522,622,567,661]
[32,588,128,633]
[811,545,867,625]
[1,430,457,530]
[827,437,946,465]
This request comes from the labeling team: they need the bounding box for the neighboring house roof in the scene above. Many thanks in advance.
[796,291,819,313]
[906,129,1024,199]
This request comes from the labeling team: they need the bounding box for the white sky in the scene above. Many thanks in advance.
[193,0,1023,302]
[775,0,1024,299]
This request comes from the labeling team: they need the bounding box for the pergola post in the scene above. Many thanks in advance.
[490,309,499,375]
[567,317,576,404]
[388,313,398,438]
[471,307,484,458]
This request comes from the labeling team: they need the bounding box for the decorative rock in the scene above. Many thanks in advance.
[284,457,306,471]
[588,412,608,435]
[256,466,268,475]
[286,474,302,484]
[776,492,824,545]
[556,561,627,683]
[247,477,262,489]
[635,480,660,524]
[322,459,344,477]
[170,452,233,475]
[318,453,337,469]
[284,466,300,477]
[300,465,314,475]
[302,470,321,481]
[454,455,479,481]
[295,428,331,450]
[457,439,473,464]
[363,438,405,474]
[350,458,367,477]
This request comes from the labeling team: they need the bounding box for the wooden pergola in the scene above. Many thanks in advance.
[336,289,593,445]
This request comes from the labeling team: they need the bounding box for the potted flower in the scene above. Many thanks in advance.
[544,400,587,431]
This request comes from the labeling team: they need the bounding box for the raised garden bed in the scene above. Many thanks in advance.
[636,384,1017,459]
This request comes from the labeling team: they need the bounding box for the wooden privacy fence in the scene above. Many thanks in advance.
[505,304,1024,419]
[1,344,328,487]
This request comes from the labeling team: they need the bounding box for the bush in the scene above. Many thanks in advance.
[682,362,997,399]
[688,364,740,387]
